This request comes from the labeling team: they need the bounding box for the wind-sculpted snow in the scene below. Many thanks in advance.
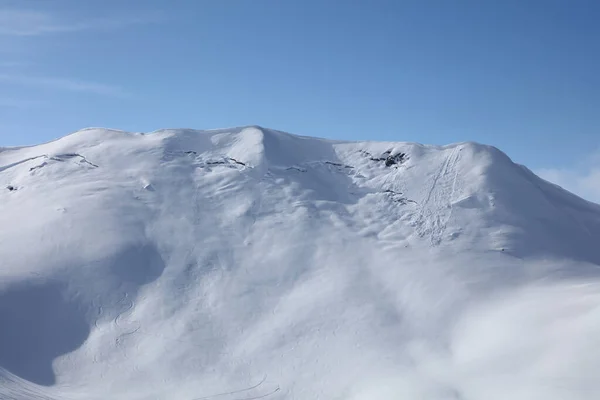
[0,126,599,399]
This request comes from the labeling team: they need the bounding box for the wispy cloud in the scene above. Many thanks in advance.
[0,98,44,108]
[536,150,600,204]
[0,74,127,97]
[0,9,161,36]
[0,61,26,67]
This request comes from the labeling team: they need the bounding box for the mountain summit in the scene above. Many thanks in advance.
[1,126,600,400]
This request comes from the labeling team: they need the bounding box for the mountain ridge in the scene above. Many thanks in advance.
[1,126,599,400]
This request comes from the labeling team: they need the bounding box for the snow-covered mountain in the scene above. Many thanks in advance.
[1,126,600,400]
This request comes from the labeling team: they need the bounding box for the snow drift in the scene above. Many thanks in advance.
[1,126,600,399]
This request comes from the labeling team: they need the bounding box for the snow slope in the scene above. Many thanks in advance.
[1,126,600,400]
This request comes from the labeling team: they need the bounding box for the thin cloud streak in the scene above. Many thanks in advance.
[0,74,128,97]
[0,9,162,36]
[0,98,44,108]
[0,61,27,67]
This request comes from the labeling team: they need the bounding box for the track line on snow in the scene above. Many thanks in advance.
[442,146,462,228]
[233,387,280,400]
[114,292,134,328]
[191,375,269,400]
[429,145,461,245]
[413,146,462,245]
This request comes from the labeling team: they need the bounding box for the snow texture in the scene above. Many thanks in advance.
[1,126,600,399]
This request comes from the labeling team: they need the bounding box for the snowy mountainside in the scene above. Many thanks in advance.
[1,126,600,400]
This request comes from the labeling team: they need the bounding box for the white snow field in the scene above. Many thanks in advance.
[1,126,600,400]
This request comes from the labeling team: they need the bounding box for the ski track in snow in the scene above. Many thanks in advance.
[414,145,462,245]
[114,293,134,329]
[1,127,600,400]
[190,375,279,400]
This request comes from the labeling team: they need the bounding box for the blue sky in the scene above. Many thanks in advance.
[0,0,599,200]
